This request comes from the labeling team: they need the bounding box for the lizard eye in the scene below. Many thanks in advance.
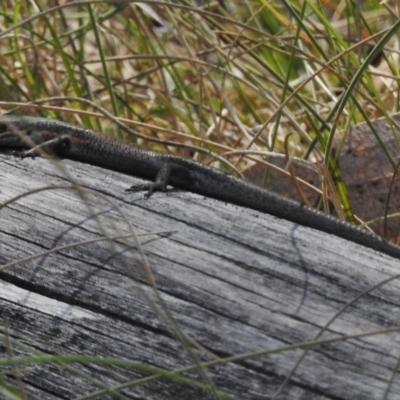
[24,127,32,136]
[0,123,7,133]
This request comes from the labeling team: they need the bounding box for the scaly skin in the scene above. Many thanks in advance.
[1,114,399,259]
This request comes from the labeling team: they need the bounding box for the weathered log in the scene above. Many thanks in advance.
[1,152,400,400]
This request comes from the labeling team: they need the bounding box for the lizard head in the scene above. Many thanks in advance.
[0,116,36,148]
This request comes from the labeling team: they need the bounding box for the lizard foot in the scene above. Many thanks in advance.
[12,149,36,159]
[126,182,166,199]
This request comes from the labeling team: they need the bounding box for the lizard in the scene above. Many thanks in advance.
[1,114,400,260]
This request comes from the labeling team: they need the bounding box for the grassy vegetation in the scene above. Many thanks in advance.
[1,0,400,398]
[1,1,400,221]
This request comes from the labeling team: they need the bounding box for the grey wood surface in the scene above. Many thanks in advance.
[1,152,400,400]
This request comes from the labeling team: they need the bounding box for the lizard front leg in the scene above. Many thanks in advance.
[126,162,194,198]
[13,133,72,159]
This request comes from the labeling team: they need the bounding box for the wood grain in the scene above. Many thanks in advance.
[1,152,400,400]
